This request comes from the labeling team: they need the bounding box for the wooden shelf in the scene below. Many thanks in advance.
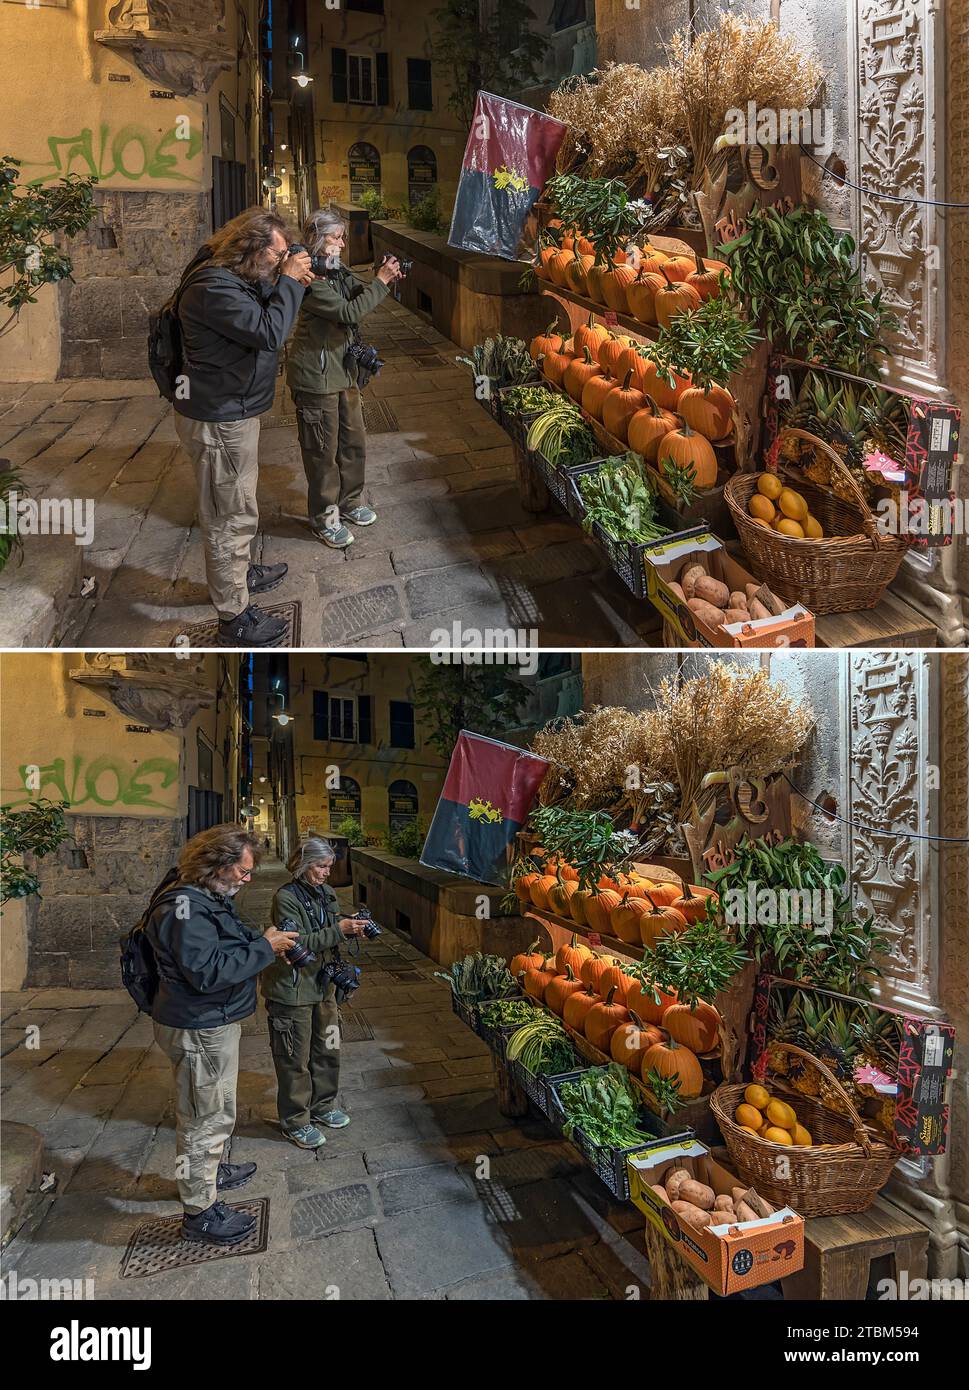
[538,280,661,346]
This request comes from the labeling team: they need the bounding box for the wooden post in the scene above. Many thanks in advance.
[514,440,550,512]
[494,1055,529,1118]
[641,1219,709,1300]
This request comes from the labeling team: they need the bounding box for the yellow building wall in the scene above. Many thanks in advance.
[286,656,448,838]
[310,3,467,214]
[0,1,263,380]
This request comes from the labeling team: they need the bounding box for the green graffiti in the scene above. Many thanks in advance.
[10,755,179,810]
[25,123,203,186]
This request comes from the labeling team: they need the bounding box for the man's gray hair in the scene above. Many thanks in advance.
[301,209,347,258]
[287,837,337,879]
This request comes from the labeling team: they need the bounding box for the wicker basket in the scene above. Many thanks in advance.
[710,1044,899,1216]
[724,429,908,614]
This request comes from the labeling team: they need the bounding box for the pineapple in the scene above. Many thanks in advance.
[781,373,878,503]
[766,993,806,1077]
[875,1096,897,1137]
[853,1010,901,1077]
[816,1003,861,1118]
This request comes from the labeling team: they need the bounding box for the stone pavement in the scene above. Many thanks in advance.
[0,867,655,1300]
[0,291,660,648]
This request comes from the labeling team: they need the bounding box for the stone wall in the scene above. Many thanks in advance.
[25,813,185,988]
[57,189,209,379]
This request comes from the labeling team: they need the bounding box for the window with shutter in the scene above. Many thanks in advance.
[358,695,372,745]
[375,52,390,107]
[348,53,376,104]
[331,47,348,103]
[407,58,433,111]
[389,701,415,749]
[313,691,329,741]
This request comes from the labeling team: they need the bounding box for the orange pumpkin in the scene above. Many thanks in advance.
[635,357,691,411]
[663,1000,722,1053]
[514,872,542,905]
[602,369,647,443]
[611,1013,664,1072]
[641,1036,704,1098]
[545,964,586,1016]
[581,951,618,993]
[535,245,558,281]
[596,332,628,375]
[547,877,580,918]
[626,269,665,324]
[657,254,696,282]
[598,962,636,1006]
[638,896,688,949]
[563,983,602,1032]
[585,261,611,303]
[563,346,604,402]
[610,894,652,945]
[654,267,702,328]
[627,976,678,1025]
[509,938,546,978]
[600,263,637,313]
[570,887,595,927]
[573,312,609,359]
[541,348,574,388]
[584,889,623,936]
[584,986,631,1052]
[556,931,591,977]
[529,320,563,362]
[580,371,615,422]
[638,879,681,907]
[548,248,576,287]
[656,421,718,489]
[574,234,595,257]
[686,250,729,302]
[670,884,717,923]
[566,253,595,295]
[677,384,735,441]
[524,959,558,1001]
[615,345,653,396]
[627,396,679,462]
[529,874,559,911]
[638,250,670,276]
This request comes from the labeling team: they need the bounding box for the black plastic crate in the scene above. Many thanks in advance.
[511,1057,583,1120]
[546,1069,694,1203]
[450,993,481,1034]
[564,463,708,600]
[496,386,552,451]
[528,447,581,512]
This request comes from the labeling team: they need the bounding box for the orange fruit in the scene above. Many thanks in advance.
[766,1099,797,1130]
[757,472,783,500]
[738,1125,760,1136]
[791,1123,813,1146]
[751,517,771,529]
[803,514,823,539]
[778,487,808,521]
[744,1084,771,1110]
[749,494,776,523]
[735,1103,763,1129]
[763,1125,794,1145]
[776,518,805,538]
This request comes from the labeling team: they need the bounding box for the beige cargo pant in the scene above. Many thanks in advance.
[174,414,260,619]
[153,1020,241,1214]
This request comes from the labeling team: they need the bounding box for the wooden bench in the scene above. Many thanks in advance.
[781,1196,930,1301]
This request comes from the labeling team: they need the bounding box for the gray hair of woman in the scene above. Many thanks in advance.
[301,210,348,268]
[287,837,337,880]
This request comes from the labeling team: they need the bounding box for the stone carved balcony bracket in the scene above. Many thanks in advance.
[95,1,232,97]
[69,654,214,731]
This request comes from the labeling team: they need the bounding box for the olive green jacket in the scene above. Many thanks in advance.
[285,268,391,396]
[261,879,345,1006]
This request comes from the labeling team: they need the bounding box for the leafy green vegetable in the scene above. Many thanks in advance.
[578,453,669,544]
[455,335,535,387]
[505,1012,575,1077]
[558,1064,654,1149]
[526,397,600,469]
[479,998,537,1029]
[529,806,639,891]
[502,384,556,417]
[635,911,749,1009]
[651,292,762,392]
[434,953,519,1002]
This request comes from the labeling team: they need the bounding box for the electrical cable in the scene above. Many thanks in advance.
[781,772,968,844]
[799,145,969,210]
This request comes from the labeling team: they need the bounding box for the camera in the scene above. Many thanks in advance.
[380,253,412,277]
[347,337,385,388]
[353,907,382,940]
[278,916,317,970]
[318,959,361,1004]
[287,242,329,276]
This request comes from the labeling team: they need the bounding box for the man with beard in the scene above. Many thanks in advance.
[144,825,298,1245]
[172,210,312,647]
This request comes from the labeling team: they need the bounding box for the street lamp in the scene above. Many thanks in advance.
[291,40,313,87]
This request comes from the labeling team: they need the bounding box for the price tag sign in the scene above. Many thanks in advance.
[602,310,618,327]
[905,400,960,547]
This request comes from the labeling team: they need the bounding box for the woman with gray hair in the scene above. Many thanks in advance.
[286,210,402,549]
[261,837,368,1148]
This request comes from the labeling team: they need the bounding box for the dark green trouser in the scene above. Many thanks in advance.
[293,387,367,528]
[266,1000,341,1130]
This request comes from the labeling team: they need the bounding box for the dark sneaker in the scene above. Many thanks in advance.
[181,1200,256,1246]
[217,604,288,648]
[247,562,287,594]
[313,522,354,549]
[341,505,377,526]
[284,1124,326,1150]
[216,1161,256,1191]
[315,1109,350,1129]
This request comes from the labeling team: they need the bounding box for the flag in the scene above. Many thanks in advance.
[448,91,567,262]
[420,731,549,886]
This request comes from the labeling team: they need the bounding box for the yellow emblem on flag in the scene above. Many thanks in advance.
[492,165,527,194]
[468,797,503,825]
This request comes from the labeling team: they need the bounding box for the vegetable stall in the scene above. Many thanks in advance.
[455,16,955,649]
[433,663,953,1298]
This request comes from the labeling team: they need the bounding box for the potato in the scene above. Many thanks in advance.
[732,1186,749,1205]
[680,563,707,599]
[722,608,750,625]
[735,1200,760,1223]
[667,582,686,602]
[671,1201,713,1229]
[745,583,760,602]
[687,598,727,628]
[713,1193,736,1212]
[728,591,748,611]
[693,576,730,608]
[665,1167,692,1201]
[678,1179,716,1211]
[651,1184,669,1203]
[748,598,773,621]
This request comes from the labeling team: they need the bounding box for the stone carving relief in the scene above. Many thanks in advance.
[851,0,941,390]
[95,0,232,97]
[841,652,935,1012]
[68,653,214,732]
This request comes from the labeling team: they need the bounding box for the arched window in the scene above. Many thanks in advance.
[349,142,381,202]
[328,774,361,826]
[407,145,437,207]
[388,779,419,832]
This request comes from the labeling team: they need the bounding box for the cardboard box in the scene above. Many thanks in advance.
[627,1139,805,1294]
[643,533,815,648]
[750,975,956,1156]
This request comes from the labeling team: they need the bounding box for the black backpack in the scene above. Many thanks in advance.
[119,868,180,1013]
[147,254,210,401]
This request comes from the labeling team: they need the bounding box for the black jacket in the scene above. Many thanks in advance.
[174,259,304,422]
[144,881,275,1029]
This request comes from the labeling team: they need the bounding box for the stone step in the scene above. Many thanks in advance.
[0,1121,45,1248]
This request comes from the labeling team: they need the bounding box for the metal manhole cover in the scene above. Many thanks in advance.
[339,1009,373,1042]
[387,968,422,982]
[361,397,399,432]
[414,356,448,369]
[290,1184,375,1238]
[119,1198,269,1278]
[171,601,300,649]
